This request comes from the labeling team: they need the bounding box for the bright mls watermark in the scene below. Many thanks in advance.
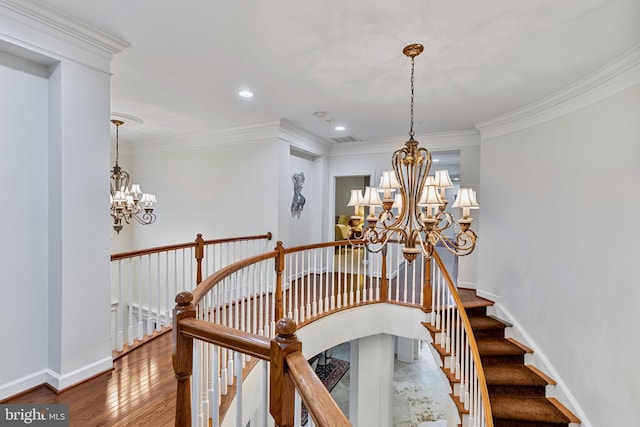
[0,405,69,426]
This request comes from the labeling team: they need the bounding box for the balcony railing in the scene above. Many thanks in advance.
[109,232,272,355]
[168,237,492,427]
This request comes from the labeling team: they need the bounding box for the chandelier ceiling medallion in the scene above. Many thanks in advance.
[109,119,157,234]
[348,44,478,262]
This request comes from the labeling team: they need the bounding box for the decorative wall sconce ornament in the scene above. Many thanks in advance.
[347,44,479,262]
[291,172,306,218]
[109,119,157,234]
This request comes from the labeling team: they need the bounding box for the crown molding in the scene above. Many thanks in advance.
[476,44,640,140]
[279,119,331,158]
[130,122,282,154]
[329,129,480,157]
[0,0,129,58]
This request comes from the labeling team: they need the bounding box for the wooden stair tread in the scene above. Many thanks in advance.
[421,321,439,334]
[476,338,528,356]
[469,316,508,331]
[458,288,493,307]
[490,395,572,424]
[484,365,550,386]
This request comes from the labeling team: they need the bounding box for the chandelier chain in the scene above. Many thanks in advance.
[409,56,415,139]
[115,123,120,166]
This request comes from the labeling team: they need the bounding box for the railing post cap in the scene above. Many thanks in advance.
[175,291,193,305]
[275,317,296,337]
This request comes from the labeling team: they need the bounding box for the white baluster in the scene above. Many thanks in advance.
[294,390,302,427]
[156,253,161,331]
[300,252,306,321]
[127,258,135,345]
[235,351,243,427]
[146,255,153,336]
[312,249,318,317]
[210,345,219,427]
[395,244,401,301]
[193,340,202,427]
[137,257,144,341]
[227,350,234,386]
[117,260,124,351]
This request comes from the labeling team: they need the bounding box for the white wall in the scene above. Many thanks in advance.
[457,145,481,289]
[0,52,49,390]
[478,83,640,427]
[0,4,124,399]
[288,152,323,247]
[127,139,281,249]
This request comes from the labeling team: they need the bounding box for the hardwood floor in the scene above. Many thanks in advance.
[4,331,176,426]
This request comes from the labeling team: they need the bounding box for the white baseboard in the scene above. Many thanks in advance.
[45,356,113,392]
[0,369,48,401]
[457,281,476,289]
[492,303,591,427]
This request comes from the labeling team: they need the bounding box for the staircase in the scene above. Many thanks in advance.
[423,289,580,427]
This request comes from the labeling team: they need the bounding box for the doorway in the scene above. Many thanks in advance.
[334,175,370,240]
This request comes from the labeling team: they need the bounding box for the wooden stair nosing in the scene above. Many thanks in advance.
[506,337,534,354]
[490,395,573,424]
[449,392,469,415]
[548,397,581,424]
[440,365,461,386]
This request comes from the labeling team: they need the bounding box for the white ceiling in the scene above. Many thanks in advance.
[38,0,640,144]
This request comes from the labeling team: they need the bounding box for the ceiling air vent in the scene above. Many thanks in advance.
[330,135,362,144]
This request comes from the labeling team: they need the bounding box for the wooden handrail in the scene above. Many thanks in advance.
[286,351,351,426]
[173,238,449,427]
[178,317,270,360]
[432,251,494,427]
[191,250,279,306]
[282,239,364,255]
[111,232,272,261]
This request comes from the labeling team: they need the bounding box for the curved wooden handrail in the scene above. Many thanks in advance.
[286,351,351,426]
[432,251,494,427]
[201,232,272,246]
[178,317,270,360]
[111,241,198,261]
[191,250,279,306]
[282,239,365,254]
[111,232,272,261]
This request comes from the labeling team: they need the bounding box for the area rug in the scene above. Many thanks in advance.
[301,358,349,425]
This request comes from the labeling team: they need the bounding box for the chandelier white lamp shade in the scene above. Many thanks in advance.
[109,119,157,234]
[347,44,478,262]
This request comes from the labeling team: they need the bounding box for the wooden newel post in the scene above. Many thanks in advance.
[423,255,432,312]
[380,245,388,302]
[270,318,302,427]
[195,234,205,285]
[274,241,285,322]
[173,292,196,427]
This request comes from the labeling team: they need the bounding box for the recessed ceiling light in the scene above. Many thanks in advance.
[335,126,346,131]
[238,90,253,98]
[433,158,440,162]
[454,177,460,181]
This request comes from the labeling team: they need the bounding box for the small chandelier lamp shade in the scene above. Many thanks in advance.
[347,44,479,262]
[109,119,157,234]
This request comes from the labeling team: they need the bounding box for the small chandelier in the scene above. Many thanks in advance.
[109,119,157,234]
[348,44,478,262]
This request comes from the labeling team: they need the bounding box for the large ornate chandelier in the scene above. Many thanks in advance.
[348,44,478,262]
[109,119,157,234]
